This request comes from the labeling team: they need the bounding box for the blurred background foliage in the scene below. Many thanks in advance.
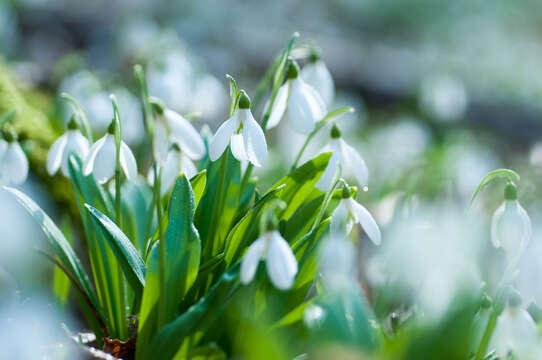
[1,0,542,358]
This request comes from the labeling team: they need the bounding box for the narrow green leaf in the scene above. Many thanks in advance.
[162,174,201,322]
[190,170,207,208]
[86,204,146,297]
[122,180,154,253]
[4,187,102,327]
[469,168,521,208]
[137,243,160,359]
[269,152,332,220]
[53,215,74,306]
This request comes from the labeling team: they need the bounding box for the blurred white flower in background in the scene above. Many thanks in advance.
[319,235,357,291]
[369,117,430,181]
[0,136,29,186]
[490,305,541,360]
[0,299,81,359]
[59,72,144,145]
[420,74,468,123]
[517,227,542,307]
[368,205,483,320]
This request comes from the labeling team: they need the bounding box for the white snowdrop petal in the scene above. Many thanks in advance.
[315,152,340,191]
[46,133,68,176]
[120,141,138,180]
[287,80,318,134]
[240,237,266,285]
[83,136,107,177]
[160,151,180,197]
[209,116,237,161]
[242,110,268,167]
[153,120,169,164]
[347,198,381,245]
[492,200,531,256]
[302,81,327,119]
[330,199,349,235]
[164,109,205,160]
[4,143,29,185]
[266,83,289,129]
[301,61,335,106]
[180,153,197,180]
[91,135,116,184]
[266,231,298,290]
[340,139,369,186]
[60,131,89,177]
[230,133,248,162]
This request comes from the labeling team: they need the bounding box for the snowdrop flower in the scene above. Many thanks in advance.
[300,52,334,106]
[267,59,326,134]
[152,103,205,164]
[319,234,357,290]
[240,229,298,290]
[83,120,137,184]
[148,143,197,196]
[331,185,381,245]
[316,124,368,191]
[209,91,267,166]
[491,294,541,359]
[0,130,28,186]
[46,117,89,177]
[491,183,531,259]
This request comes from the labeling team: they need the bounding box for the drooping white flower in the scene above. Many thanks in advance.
[316,124,368,191]
[491,304,541,359]
[491,183,531,259]
[300,53,334,106]
[209,91,267,167]
[153,107,205,164]
[267,60,326,134]
[319,234,357,290]
[148,143,197,196]
[0,133,28,186]
[240,230,298,290]
[83,122,137,184]
[331,188,381,246]
[46,117,89,177]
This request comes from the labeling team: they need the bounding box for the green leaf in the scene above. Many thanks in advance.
[86,204,146,298]
[68,154,126,339]
[137,175,201,355]
[53,215,74,306]
[142,266,240,360]
[121,180,154,253]
[269,152,332,220]
[469,168,521,208]
[190,170,207,208]
[4,187,102,330]
[162,174,202,321]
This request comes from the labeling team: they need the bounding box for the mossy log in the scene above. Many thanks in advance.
[0,58,76,213]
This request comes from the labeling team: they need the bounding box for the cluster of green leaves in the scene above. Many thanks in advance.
[5,35,382,359]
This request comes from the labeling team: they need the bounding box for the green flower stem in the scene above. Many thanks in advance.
[206,151,228,258]
[60,93,93,143]
[153,164,166,328]
[474,255,520,360]
[292,170,342,251]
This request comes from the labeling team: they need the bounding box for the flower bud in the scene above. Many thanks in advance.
[149,96,166,115]
[480,293,493,309]
[509,288,522,308]
[341,184,352,199]
[308,51,320,63]
[3,127,17,143]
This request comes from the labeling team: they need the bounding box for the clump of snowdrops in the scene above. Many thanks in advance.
[0,34,539,360]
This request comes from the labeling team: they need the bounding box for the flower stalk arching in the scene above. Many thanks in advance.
[60,92,93,143]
